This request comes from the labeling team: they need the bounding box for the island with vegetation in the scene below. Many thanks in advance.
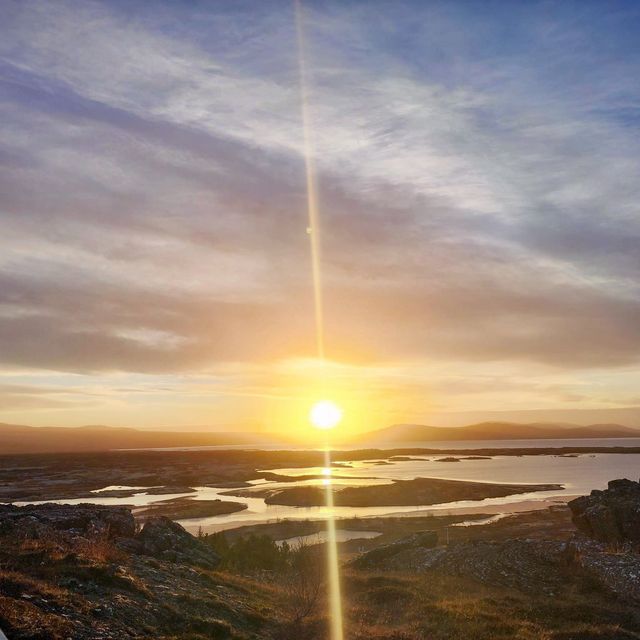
[223,477,561,507]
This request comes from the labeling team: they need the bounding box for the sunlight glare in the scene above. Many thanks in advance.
[310,400,343,430]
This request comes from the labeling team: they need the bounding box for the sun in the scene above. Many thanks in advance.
[310,400,343,430]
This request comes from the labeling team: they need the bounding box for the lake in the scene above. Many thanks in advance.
[18,439,640,534]
[177,449,640,533]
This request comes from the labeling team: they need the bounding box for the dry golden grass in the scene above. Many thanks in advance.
[74,533,127,564]
[332,570,640,640]
[15,527,126,565]
[2,525,640,640]
[0,595,74,638]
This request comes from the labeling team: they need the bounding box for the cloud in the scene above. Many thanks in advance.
[0,383,97,412]
[0,0,640,383]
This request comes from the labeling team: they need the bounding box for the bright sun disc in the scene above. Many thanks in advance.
[310,400,343,430]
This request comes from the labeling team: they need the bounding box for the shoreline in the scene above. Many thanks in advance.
[0,446,631,535]
[179,493,576,535]
[110,444,640,457]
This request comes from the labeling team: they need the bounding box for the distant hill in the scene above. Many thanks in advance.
[358,421,640,444]
[0,423,290,455]
[2,420,640,455]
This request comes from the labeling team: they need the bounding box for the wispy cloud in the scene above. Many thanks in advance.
[1,0,640,427]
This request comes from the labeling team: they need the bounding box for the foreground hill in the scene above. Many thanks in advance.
[0,504,281,639]
[2,490,640,640]
[360,421,640,444]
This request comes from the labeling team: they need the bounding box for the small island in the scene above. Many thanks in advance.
[225,477,562,508]
[134,497,247,520]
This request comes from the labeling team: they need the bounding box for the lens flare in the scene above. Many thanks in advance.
[295,0,324,361]
[322,449,344,640]
[296,0,345,637]
[310,400,343,430]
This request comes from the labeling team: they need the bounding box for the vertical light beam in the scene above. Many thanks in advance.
[295,0,325,361]
[323,448,344,640]
[295,2,344,639]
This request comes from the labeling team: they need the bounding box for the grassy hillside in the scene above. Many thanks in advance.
[1,505,639,640]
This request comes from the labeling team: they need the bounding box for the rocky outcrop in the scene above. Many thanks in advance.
[351,530,438,569]
[0,504,219,569]
[568,478,640,544]
[0,508,272,640]
[355,534,640,601]
[565,535,640,602]
[0,503,136,539]
[136,517,220,568]
[430,539,568,595]
[355,537,567,594]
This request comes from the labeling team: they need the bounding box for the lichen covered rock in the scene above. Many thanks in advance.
[136,516,220,568]
[0,503,136,539]
[568,479,640,544]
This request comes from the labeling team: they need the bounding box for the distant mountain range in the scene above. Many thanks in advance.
[0,420,639,454]
[358,421,640,444]
[0,423,291,455]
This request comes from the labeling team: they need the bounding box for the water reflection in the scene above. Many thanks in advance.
[15,452,640,535]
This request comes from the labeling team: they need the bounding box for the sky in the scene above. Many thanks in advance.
[1,0,640,434]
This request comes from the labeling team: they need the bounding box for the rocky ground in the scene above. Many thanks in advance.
[352,534,640,603]
[352,479,640,606]
[0,504,280,639]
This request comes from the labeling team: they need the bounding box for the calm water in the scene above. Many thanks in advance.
[275,530,382,547]
[17,440,640,534]
[269,451,640,494]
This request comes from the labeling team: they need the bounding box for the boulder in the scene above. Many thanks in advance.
[412,530,439,548]
[0,503,135,539]
[136,516,220,569]
[351,530,437,568]
[570,543,640,602]
[568,478,640,544]
[0,504,219,570]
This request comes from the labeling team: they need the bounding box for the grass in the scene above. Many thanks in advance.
[1,509,640,640]
[338,571,640,640]
[2,553,640,640]
[15,528,125,564]
[0,595,74,640]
